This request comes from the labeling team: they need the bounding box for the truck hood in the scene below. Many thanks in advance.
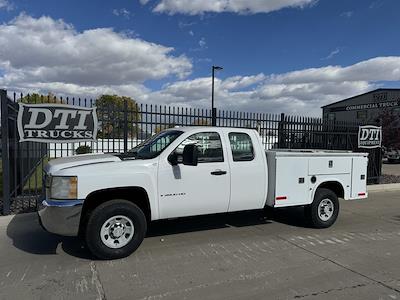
[45,153,121,174]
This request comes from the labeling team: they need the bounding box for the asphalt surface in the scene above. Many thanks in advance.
[1,191,400,300]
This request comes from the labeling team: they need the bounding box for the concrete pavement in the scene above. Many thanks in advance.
[1,191,400,299]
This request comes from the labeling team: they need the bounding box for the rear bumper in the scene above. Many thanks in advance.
[38,199,84,237]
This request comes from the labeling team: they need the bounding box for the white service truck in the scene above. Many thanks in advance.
[39,127,368,259]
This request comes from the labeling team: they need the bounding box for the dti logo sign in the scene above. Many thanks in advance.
[18,103,98,143]
[358,125,382,149]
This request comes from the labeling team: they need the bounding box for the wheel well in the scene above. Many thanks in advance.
[79,187,151,236]
[317,181,344,198]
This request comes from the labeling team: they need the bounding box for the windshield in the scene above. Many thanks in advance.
[122,130,183,159]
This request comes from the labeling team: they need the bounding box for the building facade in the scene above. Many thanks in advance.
[322,88,400,151]
[322,89,400,123]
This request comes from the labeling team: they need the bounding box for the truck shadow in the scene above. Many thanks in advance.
[6,213,94,260]
[146,207,311,237]
[6,207,310,259]
[147,210,273,237]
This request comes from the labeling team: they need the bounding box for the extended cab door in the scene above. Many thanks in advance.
[157,131,230,219]
[226,130,267,212]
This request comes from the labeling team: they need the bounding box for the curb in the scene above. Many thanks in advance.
[368,183,400,192]
[0,214,15,226]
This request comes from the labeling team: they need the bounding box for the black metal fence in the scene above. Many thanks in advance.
[1,89,382,215]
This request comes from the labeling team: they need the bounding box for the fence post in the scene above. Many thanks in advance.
[212,108,217,126]
[123,99,128,153]
[278,113,285,148]
[377,118,383,183]
[1,89,10,215]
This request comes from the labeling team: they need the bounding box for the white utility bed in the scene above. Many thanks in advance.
[265,149,368,208]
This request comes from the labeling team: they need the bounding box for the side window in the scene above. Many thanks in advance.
[176,132,224,163]
[229,132,254,162]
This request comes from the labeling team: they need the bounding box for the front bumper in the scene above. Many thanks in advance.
[38,199,84,237]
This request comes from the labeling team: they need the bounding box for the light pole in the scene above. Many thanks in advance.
[211,65,223,126]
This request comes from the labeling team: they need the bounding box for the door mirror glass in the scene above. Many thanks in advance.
[182,144,198,166]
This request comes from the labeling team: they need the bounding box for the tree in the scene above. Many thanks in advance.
[95,95,141,139]
[375,109,400,149]
[191,118,210,126]
[19,93,63,104]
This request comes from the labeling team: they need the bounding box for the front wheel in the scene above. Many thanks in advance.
[305,188,339,228]
[85,199,147,259]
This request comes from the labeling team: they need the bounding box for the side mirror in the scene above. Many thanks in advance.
[183,144,198,166]
[167,152,178,166]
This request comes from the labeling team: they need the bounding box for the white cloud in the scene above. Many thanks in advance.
[198,37,206,48]
[322,48,340,60]
[0,14,192,95]
[152,0,317,15]
[1,14,399,117]
[112,8,131,19]
[139,0,151,5]
[369,1,384,9]
[271,57,400,84]
[143,57,400,116]
[340,11,353,18]
[178,21,196,28]
[0,0,13,10]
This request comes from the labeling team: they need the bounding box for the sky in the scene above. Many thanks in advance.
[0,0,399,116]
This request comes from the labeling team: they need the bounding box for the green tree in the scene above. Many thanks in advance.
[19,93,63,104]
[96,95,141,139]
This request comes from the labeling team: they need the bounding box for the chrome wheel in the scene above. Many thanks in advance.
[100,215,134,249]
[318,199,334,221]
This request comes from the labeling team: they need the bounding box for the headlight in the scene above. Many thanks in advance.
[50,176,78,199]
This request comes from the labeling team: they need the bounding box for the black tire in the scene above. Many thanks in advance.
[85,199,147,260]
[305,188,339,228]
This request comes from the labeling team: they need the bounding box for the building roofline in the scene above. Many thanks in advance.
[321,88,400,109]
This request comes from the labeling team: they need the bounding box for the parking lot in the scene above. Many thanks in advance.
[0,191,399,300]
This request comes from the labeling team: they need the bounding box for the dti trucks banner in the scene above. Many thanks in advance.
[358,125,382,149]
[17,103,98,143]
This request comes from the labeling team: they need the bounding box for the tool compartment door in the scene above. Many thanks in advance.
[274,157,309,207]
[308,157,351,175]
[350,156,368,199]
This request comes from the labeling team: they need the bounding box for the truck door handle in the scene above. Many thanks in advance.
[211,170,227,176]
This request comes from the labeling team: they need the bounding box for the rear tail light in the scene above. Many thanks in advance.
[358,192,366,196]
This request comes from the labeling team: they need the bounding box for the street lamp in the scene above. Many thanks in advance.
[211,65,223,126]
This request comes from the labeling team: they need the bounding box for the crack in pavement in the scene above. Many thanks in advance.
[276,234,400,295]
[90,261,107,300]
[293,282,374,298]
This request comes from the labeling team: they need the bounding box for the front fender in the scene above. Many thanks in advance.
[55,160,159,220]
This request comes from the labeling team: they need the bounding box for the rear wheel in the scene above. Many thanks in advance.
[85,199,147,259]
[305,188,339,228]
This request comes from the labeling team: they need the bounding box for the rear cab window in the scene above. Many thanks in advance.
[228,132,254,161]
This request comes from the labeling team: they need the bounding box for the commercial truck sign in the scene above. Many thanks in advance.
[17,103,98,143]
[358,125,382,149]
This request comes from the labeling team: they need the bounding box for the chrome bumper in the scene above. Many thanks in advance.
[38,199,84,237]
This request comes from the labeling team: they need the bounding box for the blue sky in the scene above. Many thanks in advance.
[0,0,399,116]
